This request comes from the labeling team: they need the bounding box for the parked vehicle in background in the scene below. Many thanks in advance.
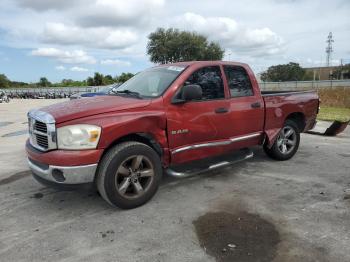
[0,91,10,103]
[70,85,118,100]
[26,61,319,209]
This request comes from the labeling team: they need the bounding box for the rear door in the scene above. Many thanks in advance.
[166,65,232,164]
[222,65,264,145]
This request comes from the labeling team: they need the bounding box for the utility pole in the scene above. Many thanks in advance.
[326,32,334,67]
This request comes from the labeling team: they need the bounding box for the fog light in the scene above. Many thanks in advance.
[52,169,65,182]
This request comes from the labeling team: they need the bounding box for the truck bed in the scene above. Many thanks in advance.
[262,90,319,139]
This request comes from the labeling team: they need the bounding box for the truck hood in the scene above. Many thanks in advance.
[41,96,151,123]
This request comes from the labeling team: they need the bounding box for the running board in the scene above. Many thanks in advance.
[166,148,254,178]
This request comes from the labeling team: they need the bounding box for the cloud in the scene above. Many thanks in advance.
[100,59,131,66]
[174,13,285,57]
[14,0,164,27]
[304,58,340,67]
[70,66,89,72]
[55,65,66,71]
[31,47,96,64]
[76,0,165,28]
[41,23,139,50]
[14,0,83,11]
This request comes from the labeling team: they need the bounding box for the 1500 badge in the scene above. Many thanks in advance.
[171,129,189,135]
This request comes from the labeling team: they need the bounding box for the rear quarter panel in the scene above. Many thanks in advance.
[263,91,319,146]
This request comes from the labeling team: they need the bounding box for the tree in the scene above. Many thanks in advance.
[260,62,307,82]
[10,81,28,87]
[0,74,10,88]
[38,77,51,87]
[93,72,104,86]
[104,74,114,85]
[116,72,134,83]
[87,77,94,86]
[147,28,224,64]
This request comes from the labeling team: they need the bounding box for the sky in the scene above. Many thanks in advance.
[0,0,349,83]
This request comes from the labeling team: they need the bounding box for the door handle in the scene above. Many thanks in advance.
[215,107,229,114]
[251,102,261,108]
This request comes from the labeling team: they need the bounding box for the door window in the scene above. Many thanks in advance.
[224,66,254,97]
[185,66,225,100]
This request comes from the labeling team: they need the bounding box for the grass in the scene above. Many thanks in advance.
[317,87,350,108]
[317,107,350,122]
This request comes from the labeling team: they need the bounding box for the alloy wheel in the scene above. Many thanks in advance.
[115,155,155,199]
[277,126,297,155]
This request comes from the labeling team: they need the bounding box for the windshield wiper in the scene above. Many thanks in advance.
[110,89,142,99]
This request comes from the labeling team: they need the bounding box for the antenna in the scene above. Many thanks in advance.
[325,32,334,66]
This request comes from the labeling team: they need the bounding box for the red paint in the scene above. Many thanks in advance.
[26,141,103,166]
[26,61,319,168]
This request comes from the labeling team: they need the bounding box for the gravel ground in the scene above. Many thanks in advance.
[0,99,349,262]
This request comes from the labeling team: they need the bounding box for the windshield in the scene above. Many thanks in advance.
[111,66,186,98]
[99,86,112,93]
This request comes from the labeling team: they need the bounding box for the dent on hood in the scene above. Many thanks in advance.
[40,96,152,124]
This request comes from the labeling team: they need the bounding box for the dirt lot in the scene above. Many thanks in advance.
[0,99,350,262]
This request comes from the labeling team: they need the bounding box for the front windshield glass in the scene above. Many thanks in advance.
[111,66,186,98]
[100,85,116,93]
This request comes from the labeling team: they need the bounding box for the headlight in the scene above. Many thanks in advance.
[57,124,101,150]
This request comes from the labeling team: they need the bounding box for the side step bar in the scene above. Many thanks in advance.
[166,148,254,178]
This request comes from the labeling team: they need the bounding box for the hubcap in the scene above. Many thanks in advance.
[115,155,155,199]
[277,126,296,155]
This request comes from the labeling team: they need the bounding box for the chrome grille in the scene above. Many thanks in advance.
[35,132,49,149]
[34,121,47,133]
[28,110,56,152]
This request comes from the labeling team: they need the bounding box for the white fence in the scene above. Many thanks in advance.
[1,80,350,95]
[258,80,350,91]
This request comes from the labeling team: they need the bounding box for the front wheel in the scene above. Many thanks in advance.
[264,120,300,161]
[96,142,162,209]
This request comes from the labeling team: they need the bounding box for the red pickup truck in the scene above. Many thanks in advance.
[26,61,319,208]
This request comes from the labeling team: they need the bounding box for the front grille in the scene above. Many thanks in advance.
[34,121,47,133]
[28,110,56,152]
[35,133,49,149]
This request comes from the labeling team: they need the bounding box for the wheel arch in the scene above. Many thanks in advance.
[285,112,306,132]
[102,132,163,158]
[94,132,165,185]
[265,111,306,148]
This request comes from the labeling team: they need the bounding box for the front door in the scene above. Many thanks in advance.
[166,66,232,164]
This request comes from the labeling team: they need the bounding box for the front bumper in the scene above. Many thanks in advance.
[28,158,97,184]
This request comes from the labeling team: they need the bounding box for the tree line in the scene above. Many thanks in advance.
[0,72,135,88]
[260,62,313,82]
[260,62,350,82]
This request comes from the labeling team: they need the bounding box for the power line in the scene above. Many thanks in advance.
[325,32,334,67]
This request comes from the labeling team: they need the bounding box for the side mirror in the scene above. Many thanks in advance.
[182,84,202,101]
[171,84,202,104]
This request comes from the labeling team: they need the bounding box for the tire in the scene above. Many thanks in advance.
[96,141,162,209]
[264,119,300,161]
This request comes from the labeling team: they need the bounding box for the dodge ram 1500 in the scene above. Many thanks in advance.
[26,61,319,208]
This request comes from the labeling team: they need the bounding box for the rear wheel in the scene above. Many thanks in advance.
[264,120,300,161]
[97,142,162,209]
